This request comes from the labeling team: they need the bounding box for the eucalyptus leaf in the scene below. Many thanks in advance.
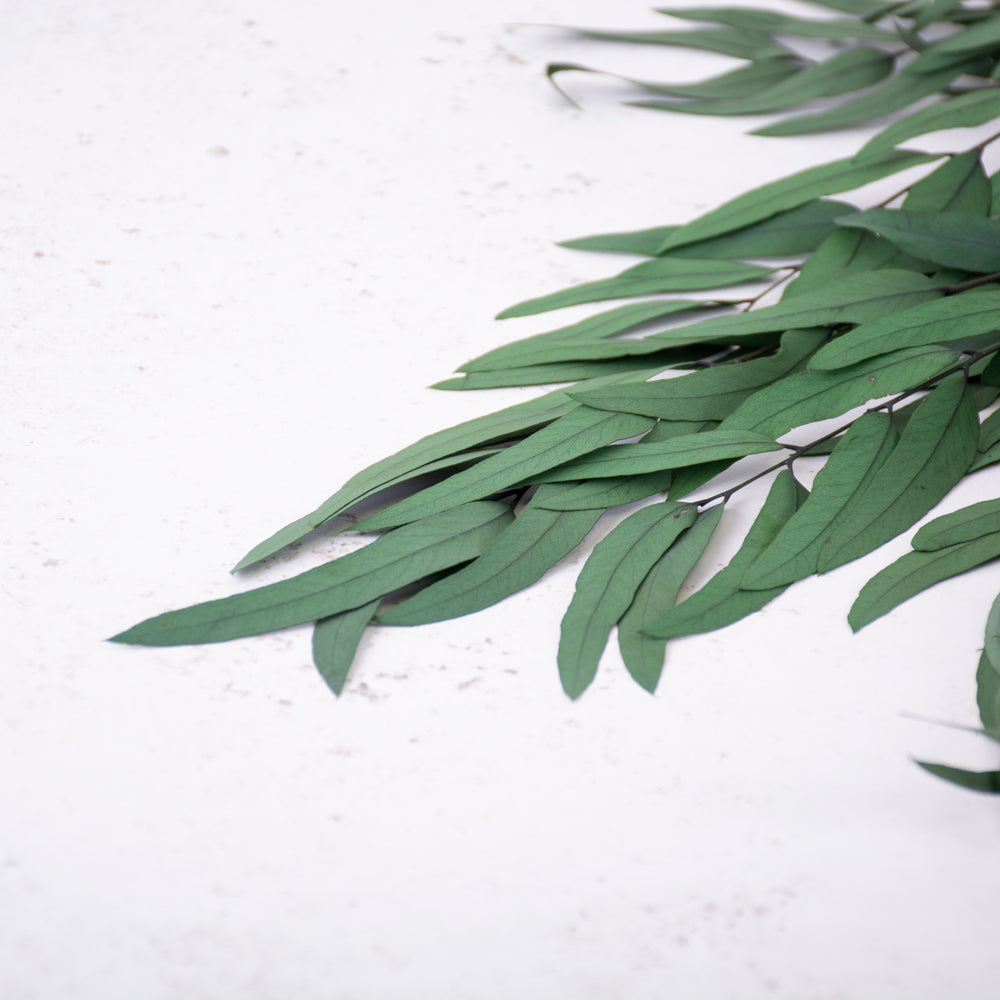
[977,647,1000,732]
[743,412,899,589]
[985,589,1000,670]
[659,7,896,40]
[497,258,773,319]
[848,531,1000,630]
[819,376,979,573]
[915,760,1000,793]
[312,599,380,696]
[377,487,600,627]
[558,502,698,698]
[642,469,806,639]
[564,26,793,62]
[618,504,725,692]
[112,501,514,647]
[911,497,1000,550]
[355,407,654,530]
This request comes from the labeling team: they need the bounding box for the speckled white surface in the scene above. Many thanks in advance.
[4,1,1000,997]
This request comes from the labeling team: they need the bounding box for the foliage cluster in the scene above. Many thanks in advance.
[115,0,1000,791]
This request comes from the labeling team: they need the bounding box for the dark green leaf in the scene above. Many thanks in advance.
[848,531,1000,630]
[433,357,675,390]
[659,7,896,40]
[312,599,380,696]
[743,412,898,589]
[810,288,1000,369]
[356,407,654,529]
[377,487,601,626]
[980,406,1000,451]
[564,26,793,61]
[912,497,1000,550]
[818,376,979,572]
[753,62,973,137]
[915,760,1000,793]
[561,199,854,258]
[111,501,514,647]
[985,590,1000,670]
[642,469,806,638]
[902,150,991,215]
[856,88,1000,162]
[644,270,943,349]
[720,346,957,437]
[909,15,1000,73]
[656,150,938,253]
[496,258,773,319]
[558,502,698,698]
[631,48,894,117]
[537,428,784,482]
[571,328,825,421]
[463,301,716,372]
[837,209,1000,272]
[617,505,725,692]
[978,646,1000,731]
[533,471,675,510]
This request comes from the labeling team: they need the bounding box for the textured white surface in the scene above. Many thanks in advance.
[4,1,1000,997]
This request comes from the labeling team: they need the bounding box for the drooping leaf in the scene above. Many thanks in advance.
[111,501,514,647]
[856,88,1000,162]
[743,412,899,589]
[558,502,698,698]
[496,257,773,319]
[655,150,938,253]
[355,407,654,530]
[617,504,725,692]
[312,599,380,696]
[537,428,784,482]
[818,375,979,573]
[377,487,600,627]
[848,531,1000,630]
[571,328,825,421]
[559,199,853,258]
[912,497,1000,550]
[720,346,957,437]
[837,209,1000,272]
[810,288,1000,369]
[546,56,803,105]
[642,469,806,639]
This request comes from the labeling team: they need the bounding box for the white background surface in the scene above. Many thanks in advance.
[4,1,1000,997]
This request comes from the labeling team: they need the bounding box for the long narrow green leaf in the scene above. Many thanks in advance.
[546,57,802,104]
[565,26,793,61]
[743,412,898,589]
[837,209,1000,272]
[848,531,1000,630]
[911,497,1000,550]
[618,504,725,692]
[111,501,514,646]
[355,407,654,530]
[462,301,716,372]
[818,376,979,572]
[984,590,1000,670]
[656,150,938,253]
[631,48,894,117]
[537,429,784,482]
[977,646,1000,731]
[558,502,698,698]
[433,357,675,390]
[902,150,991,215]
[915,760,1000,793]
[753,62,972,137]
[376,487,600,626]
[810,288,1000,369]
[659,7,896,40]
[312,599,380,696]
[642,469,806,639]
[571,328,824,421]
[560,199,852,258]
[641,270,943,349]
[720,345,957,437]
[533,471,675,510]
[909,15,1000,73]
[857,88,1000,162]
[497,258,772,319]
